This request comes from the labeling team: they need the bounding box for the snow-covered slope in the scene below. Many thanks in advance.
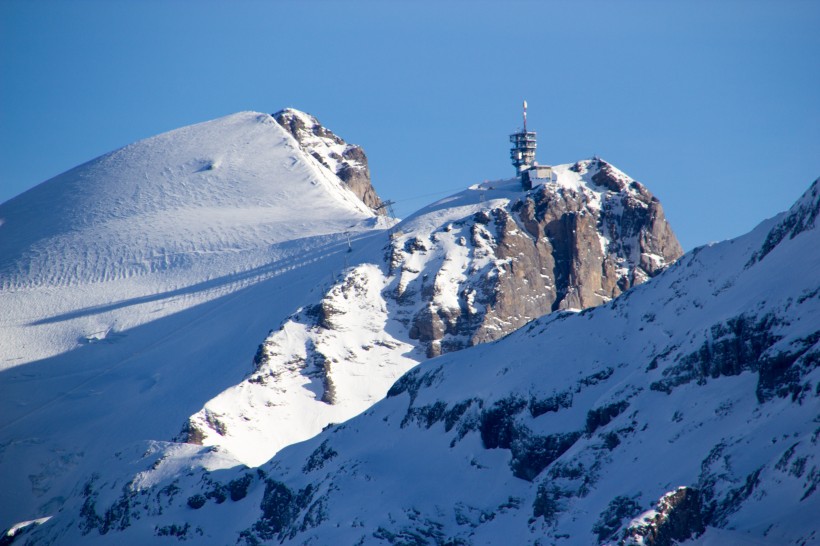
[0,111,381,366]
[0,110,390,531]
[21,178,818,545]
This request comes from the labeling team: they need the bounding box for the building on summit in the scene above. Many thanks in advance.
[510,100,554,190]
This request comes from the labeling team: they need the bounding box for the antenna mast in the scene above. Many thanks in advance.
[510,100,536,176]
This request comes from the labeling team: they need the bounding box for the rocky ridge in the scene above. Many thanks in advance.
[273,108,384,214]
[391,158,682,357]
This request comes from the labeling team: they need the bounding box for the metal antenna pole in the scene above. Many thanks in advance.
[523,99,528,132]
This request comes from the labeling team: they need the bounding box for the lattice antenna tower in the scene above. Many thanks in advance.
[510,99,537,176]
[376,200,399,238]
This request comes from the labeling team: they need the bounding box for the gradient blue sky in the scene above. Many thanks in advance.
[1,0,818,250]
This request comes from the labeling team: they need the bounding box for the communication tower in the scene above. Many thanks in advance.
[510,100,537,175]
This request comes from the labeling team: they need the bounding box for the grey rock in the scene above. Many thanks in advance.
[394,158,683,357]
[273,108,385,214]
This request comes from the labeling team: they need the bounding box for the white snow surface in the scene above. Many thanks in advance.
[0,110,376,366]
[188,263,420,466]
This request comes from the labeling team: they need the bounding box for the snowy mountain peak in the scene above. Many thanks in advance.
[548,157,644,197]
[273,108,384,213]
[387,158,682,356]
[9,108,817,546]
[0,109,383,365]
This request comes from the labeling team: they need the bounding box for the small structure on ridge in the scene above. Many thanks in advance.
[510,100,553,190]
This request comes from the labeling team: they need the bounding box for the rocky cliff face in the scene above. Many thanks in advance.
[273,108,384,214]
[391,158,683,356]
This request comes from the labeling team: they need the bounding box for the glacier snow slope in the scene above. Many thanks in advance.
[0,111,388,529]
[0,111,377,365]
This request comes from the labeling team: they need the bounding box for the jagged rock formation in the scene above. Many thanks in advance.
[619,487,705,545]
[273,108,384,214]
[391,158,683,356]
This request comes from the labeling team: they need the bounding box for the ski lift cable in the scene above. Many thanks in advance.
[388,184,482,205]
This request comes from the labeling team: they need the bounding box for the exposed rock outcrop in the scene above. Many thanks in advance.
[273,108,384,214]
[391,158,683,356]
[621,487,705,546]
[180,157,683,463]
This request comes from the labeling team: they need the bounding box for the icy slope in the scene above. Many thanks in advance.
[28,178,819,545]
[0,109,387,531]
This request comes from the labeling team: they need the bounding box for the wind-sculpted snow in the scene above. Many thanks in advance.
[16,180,819,544]
[0,111,373,290]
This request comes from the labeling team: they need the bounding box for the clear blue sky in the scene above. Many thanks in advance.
[1,0,818,250]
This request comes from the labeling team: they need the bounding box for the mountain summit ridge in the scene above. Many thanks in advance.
[273,108,384,214]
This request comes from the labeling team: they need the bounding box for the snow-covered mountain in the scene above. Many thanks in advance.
[5,107,812,546]
[17,176,818,546]
[0,110,383,365]
[1,108,680,533]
